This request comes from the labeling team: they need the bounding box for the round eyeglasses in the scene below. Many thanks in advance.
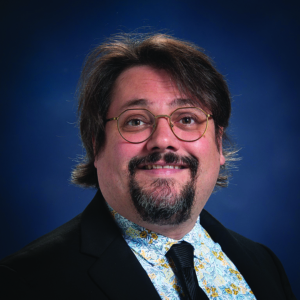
[105,107,212,144]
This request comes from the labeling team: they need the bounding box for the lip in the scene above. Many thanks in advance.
[142,164,182,170]
[136,161,188,176]
[138,160,188,170]
[136,167,184,176]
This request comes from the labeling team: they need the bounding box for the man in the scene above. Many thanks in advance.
[0,33,295,299]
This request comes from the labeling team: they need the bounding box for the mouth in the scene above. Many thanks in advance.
[138,162,188,170]
[128,152,198,177]
[142,164,183,170]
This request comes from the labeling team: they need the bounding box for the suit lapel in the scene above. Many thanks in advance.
[80,191,161,300]
[200,209,287,300]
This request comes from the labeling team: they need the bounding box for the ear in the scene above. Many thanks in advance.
[219,142,226,166]
[218,128,226,166]
[92,137,98,168]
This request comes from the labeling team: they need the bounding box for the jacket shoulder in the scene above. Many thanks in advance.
[1,214,82,267]
[200,209,296,300]
[0,214,99,299]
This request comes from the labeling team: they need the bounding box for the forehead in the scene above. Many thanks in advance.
[109,66,197,115]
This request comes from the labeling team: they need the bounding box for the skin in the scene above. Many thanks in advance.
[94,65,225,240]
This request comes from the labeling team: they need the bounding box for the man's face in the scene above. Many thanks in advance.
[94,66,225,228]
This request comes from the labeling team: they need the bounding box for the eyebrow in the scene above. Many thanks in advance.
[120,99,149,111]
[119,98,197,111]
[169,98,197,107]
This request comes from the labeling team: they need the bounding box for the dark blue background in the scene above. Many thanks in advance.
[1,0,299,297]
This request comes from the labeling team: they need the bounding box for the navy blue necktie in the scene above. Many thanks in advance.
[166,242,208,300]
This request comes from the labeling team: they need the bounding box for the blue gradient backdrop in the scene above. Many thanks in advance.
[1,0,299,297]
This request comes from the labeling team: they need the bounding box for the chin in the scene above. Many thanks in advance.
[129,177,196,226]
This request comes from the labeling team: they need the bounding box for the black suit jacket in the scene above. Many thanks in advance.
[0,191,296,299]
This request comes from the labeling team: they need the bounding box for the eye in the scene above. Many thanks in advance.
[179,116,195,125]
[119,111,154,133]
[127,119,146,127]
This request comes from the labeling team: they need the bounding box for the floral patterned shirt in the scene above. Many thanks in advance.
[108,205,256,300]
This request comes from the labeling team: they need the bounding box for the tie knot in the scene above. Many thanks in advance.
[166,241,206,299]
[166,241,195,269]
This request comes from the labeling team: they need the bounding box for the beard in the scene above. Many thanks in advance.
[128,152,199,226]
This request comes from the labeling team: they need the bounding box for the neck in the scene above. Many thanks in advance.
[136,219,199,240]
[103,190,204,240]
[112,204,200,240]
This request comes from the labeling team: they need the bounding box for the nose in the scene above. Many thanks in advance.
[146,117,180,152]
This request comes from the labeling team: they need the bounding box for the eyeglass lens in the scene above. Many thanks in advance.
[117,108,208,143]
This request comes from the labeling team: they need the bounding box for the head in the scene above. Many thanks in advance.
[72,33,235,230]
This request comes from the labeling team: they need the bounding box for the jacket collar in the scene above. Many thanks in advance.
[80,190,161,300]
[200,209,288,300]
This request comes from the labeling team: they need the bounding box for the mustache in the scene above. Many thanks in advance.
[128,152,199,178]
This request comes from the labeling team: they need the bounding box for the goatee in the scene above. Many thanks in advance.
[128,152,199,225]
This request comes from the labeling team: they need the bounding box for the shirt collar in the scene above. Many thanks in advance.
[107,203,204,265]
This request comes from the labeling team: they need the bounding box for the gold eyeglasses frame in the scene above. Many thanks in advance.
[105,106,212,144]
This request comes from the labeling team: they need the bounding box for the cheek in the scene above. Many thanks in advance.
[190,138,222,178]
[190,136,219,159]
[97,138,144,183]
[115,141,145,168]
[189,140,221,203]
